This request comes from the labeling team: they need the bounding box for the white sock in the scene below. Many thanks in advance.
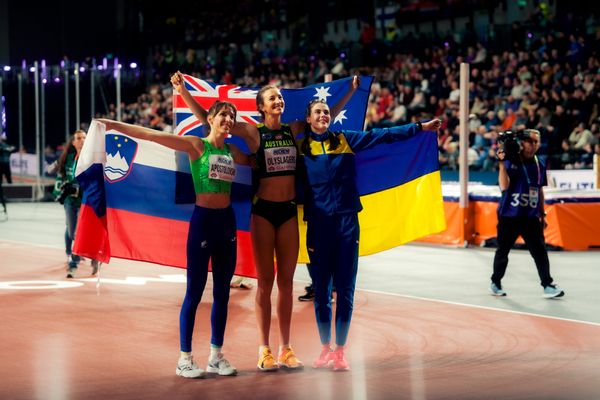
[179,351,192,362]
[259,345,270,357]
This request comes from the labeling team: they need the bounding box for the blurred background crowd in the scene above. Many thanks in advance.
[1,0,598,173]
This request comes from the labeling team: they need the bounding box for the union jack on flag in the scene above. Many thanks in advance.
[173,75,261,137]
[173,74,374,140]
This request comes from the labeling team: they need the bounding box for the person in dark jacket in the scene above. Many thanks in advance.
[53,130,99,278]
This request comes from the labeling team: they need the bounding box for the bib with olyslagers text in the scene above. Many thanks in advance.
[255,124,297,179]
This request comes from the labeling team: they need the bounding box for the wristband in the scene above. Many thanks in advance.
[416,121,423,131]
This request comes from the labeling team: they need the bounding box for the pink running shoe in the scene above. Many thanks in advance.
[332,348,350,371]
[312,345,333,369]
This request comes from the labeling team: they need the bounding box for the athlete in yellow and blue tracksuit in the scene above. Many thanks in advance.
[297,122,422,348]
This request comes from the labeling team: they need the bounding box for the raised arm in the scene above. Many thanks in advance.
[171,71,259,153]
[96,119,203,159]
[496,151,510,192]
[171,71,208,124]
[330,76,360,119]
[229,144,251,166]
[230,123,260,154]
[290,76,360,138]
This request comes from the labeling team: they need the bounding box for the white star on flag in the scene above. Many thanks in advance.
[334,109,348,125]
[313,86,332,101]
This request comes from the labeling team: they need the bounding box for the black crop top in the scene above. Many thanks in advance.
[255,124,297,179]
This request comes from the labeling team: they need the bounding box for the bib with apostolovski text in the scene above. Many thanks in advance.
[208,154,236,182]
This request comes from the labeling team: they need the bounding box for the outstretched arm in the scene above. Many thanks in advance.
[344,118,442,152]
[96,119,203,159]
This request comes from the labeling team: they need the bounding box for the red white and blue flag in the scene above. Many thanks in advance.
[174,75,374,137]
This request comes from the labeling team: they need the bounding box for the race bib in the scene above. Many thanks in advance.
[208,154,236,182]
[529,187,539,208]
[264,146,296,172]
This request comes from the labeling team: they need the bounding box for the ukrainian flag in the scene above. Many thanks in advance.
[297,130,446,263]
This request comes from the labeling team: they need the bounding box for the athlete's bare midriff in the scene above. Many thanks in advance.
[195,193,231,209]
[255,175,296,202]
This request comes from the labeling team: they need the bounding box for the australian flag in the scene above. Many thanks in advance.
[173,74,374,139]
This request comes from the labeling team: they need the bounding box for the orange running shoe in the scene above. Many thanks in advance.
[278,346,304,369]
[312,345,333,369]
[257,346,279,371]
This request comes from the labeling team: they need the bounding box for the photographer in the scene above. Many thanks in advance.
[54,130,98,278]
[490,129,564,298]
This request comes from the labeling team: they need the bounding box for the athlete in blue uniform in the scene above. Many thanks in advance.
[298,99,441,370]
[491,129,564,298]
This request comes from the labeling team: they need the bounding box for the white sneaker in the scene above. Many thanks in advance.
[543,284,565,299]
[206,355,237,376]
[490,282,506,296]
[176,356,206,378]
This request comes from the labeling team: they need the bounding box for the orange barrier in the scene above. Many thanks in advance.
[419,188,600,250]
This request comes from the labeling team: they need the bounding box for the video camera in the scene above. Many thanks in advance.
[497,129,536,161]
[55,181,80,205]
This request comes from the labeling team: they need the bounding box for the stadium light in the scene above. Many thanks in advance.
[54,77,61,83]
[130,62,137,69]
[29,66,36,72]
[2,66,10,72]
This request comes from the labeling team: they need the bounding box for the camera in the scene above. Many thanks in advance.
[55,182,80,204]
[497,129,532,161]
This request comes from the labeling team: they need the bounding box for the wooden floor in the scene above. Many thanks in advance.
[1,240,599,400]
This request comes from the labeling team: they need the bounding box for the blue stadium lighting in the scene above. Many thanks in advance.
[29,67,35,72]
[54,77,60,83]
[527,32,533,38]
[1,96,5,132]
[2,66,10,72]
[42,78,47,84]
[98,65,104,70]
[130,62,138,69]
[80,66,85,72]
[340,52,346,59]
